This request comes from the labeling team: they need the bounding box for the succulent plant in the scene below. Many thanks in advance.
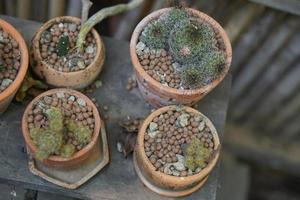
[60,144,76,158]
[56,35,69,57]
[45,107,64,133]
[139,19,169,49]
[182,65,204,89]
[168,19,216,64]
[66,119,92,146]
[184,137,212,171]
[161,8,189,32]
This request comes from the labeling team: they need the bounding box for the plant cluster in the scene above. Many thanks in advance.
[29,107,92,160]
[184,137,212,171]
[138,8,226,89]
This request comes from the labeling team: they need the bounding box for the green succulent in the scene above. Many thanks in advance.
[139,19,169,49]
[56,35,69,57]
[66,119,92,146]
[184,137,212,171]
[169,19,216,64]
[182,65,204,89]
[162,8,189,32]
[45,107,64,133]
[60,144,76,158]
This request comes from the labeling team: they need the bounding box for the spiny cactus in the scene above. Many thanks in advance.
[66,119,92,146]
[168,19,216,64]
[139,19,169,49]
[184,137,212,171]
[45,107,64,133]
[56,35,69,57]
[60,144,76,158]
[161,8,189,32]
[182,65,204,89]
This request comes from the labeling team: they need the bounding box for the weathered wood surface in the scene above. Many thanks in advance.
[250,0,300,16]
[0,16,231,200]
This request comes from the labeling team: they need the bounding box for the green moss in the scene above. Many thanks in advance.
[184,137,212,171]
[169,20,216,64]
[60,144,76,158]
[139,19,168,49]
[56,35,69,57]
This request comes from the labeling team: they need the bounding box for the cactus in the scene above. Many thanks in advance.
[184,137,212,171]
[56,35,70,57]
[60,144,76,158]
[139,19,169,49]
[169,19,216,64]
[182,65,204,89]
[45,107,64,133]
[66,119,92,146]
[162,8,189,32]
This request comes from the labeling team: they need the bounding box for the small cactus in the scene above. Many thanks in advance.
[169,19,216,64]
[56,35,70,57]
[45,107,64,133]
[66,119,92,146]
[60,144,76,158]
[139,19,168,49]
[162,8,189,32]
[184,137,212,171]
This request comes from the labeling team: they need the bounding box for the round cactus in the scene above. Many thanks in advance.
[168,19,216,64]
[60,144,76,158]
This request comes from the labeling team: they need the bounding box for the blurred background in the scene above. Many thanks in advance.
[1,0,300,199]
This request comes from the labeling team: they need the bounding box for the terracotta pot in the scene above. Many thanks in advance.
[134,105,220,197]
[31,16,105,89]
[22,88,101,169]
[130,8,232,108]
[0,19,29,113]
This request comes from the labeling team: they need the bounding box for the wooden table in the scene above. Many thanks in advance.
[0,16,231,200]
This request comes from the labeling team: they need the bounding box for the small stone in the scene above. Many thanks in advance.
[68,23,77,32]
[68,96,75,101]
[77,60,85,69]
[1,79,12,87]
[149,122,158,132]
[198,121,205,131]
[94,80,102,88]
[77,98,86,107]
[56,92,65,98]
[172,170,180,176]
[177,113,190,127]
[195,167,202,173]
[163,163,173,175]
[117,142,123,153]
[172,62,182,72]
[58,23,64,28]
[136,42,146,55]
[85,45,94,54]
[188,169,193,176]
[148,130,159,138]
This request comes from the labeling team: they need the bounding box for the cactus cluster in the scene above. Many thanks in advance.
[29,107,92,160]
[139,7,226,89]
[184,137,212,171]
[56,35,70,57]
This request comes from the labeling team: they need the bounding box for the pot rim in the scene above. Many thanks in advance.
[21,88,101,162]
[130,7,232,97]
[136,105,220,183]
[0,19,29,102]
[32,16,103,75]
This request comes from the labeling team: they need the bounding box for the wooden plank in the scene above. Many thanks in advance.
[0,183,26,200]
[224,124,300,177]
[0,15,231,200]
[265,91,300,134]
[230,15,299,107]
[231,31,300,121]
[230,10,283,77]
[48,0,66,19]
[4,0,16,16]
[250,0,300,16]
[66,0,81,18]
[224,3,265,45]
[16,0,31,19]
[246,61,300,128]
[31,0,48,22]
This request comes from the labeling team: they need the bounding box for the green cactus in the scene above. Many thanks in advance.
[184,137,212,171]
[66,119,92,146]
[60,144,76,158]
[168,19,216,64]
[139,19,169,49]
[162,8,189,32]
[56,35,70,57]
[182,65,204,89]
[45,107,64,133]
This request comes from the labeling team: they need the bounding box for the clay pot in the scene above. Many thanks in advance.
[134,105,220,197]
[0,19,29,113]
[22,88,101,169]
[130,8,232,107]
[31,16,105,89]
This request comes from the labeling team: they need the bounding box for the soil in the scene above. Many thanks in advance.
[0,27,21,93]
[27,92,95,152]
[144,109,215,177]
[39,20,97,72]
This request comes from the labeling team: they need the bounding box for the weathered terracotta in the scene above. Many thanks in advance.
[130,8,232,107]
[0,19,29,113]
[134,105,220,197]
[31,16,105,89]
[22,88,101,169]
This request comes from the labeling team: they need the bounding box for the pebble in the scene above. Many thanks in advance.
[136,41,145,55]
[149,122,158,132]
